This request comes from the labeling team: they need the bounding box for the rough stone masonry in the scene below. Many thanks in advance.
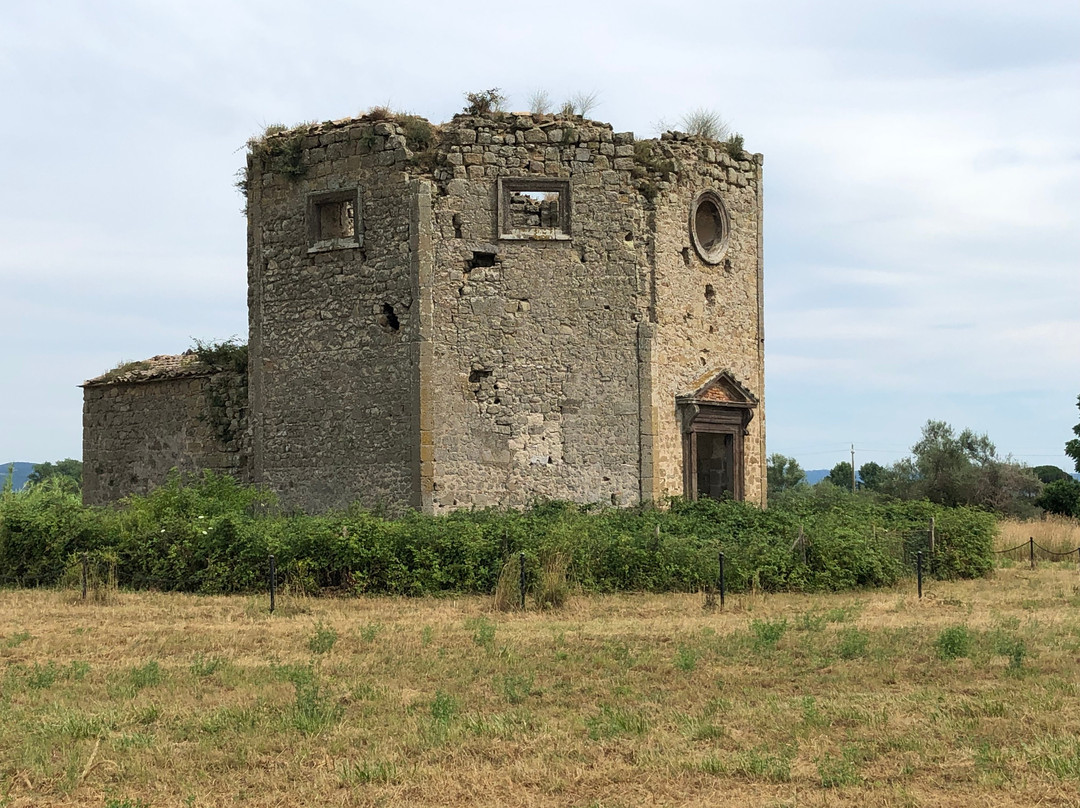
[83,106,766,513]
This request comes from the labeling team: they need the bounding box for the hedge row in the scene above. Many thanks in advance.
[0,473,996,595]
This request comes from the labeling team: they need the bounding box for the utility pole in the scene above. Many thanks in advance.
[851,444,856,493]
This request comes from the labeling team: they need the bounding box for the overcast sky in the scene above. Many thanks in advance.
[2,0,1078,474]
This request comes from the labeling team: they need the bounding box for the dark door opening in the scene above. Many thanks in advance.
[695,432,735,500]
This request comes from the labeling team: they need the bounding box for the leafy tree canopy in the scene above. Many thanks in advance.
[1066,394,1080,474]
[28,458,82,491]
[1036,478,1080,518]
[766,454,806,495]
[823,461,854,491]
[1032,465,1071,484]
[858,461,887,491]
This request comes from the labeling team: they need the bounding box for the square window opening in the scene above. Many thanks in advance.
[308,190,362,252]
[498,178,571,241]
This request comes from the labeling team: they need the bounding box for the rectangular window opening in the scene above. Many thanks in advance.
[317,199,355,239]
[308,189,362,252]
[498,178,571,241]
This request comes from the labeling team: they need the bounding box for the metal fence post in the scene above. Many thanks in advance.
[916,551,923,599]
[718,552,726,610]
[519,551,526,610]
[269,554,276,613]
[1029,537,1035,570]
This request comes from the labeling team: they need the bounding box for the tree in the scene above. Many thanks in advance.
[1032,465,1072,484]
[858,461,886,491]
[767,454,806,495]
[1036,479,1080,517]
[28,458,82,490]
[908,420,1041,515]
[823,461,854,491]
[1066,394,1080,473]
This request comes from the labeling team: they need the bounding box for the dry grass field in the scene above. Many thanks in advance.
[2,565,1080,807]
[998,516,1080,559]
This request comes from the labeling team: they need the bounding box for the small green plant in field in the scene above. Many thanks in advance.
[674,644,700,672]
[837,628,870,660]
[359,623,382,643]
[817,748,862,787]
[751,618,787,652]
[105,799,150,808]
[430,690,459,725]
[466,616,496,649]
[271,661,315,687]
[68,660,90,681]
[336,758,398,785]
[731,745,793,782]
[800,696,829,728]
[26,661,60,689]
[129,660,163,690]
[307,622,337,655]
[936,626,973,660]
[993,634,1029,671]
[190,654,225,677]
[586,705,650,739]
[499,673,535,705]
[420,625,434,646]
[796,611,826,632]
[290,679,343,734]
[4,631,31,648]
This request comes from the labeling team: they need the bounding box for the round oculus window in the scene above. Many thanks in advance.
[689,191,730,264]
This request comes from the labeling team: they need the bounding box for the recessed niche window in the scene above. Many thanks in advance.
[688,190,730,265]
[498,178,571,241]
[308,189,362,252]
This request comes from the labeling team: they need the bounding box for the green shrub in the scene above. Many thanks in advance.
[0,471,998,597]
[936,626,973,660]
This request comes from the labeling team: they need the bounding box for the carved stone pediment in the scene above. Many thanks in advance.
[676,370,757,408]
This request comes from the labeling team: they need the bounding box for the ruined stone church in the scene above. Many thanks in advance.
[82,106,766,512]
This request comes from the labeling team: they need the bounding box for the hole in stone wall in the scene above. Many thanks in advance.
[624,231,633,241]
[681,247,691,267]
[380,303,400,332]
[469,369,493,384]
[578,247,586,263]
[453,213,463,239]
[468,251,497,269]
[705,284,716,304]
[508,190,561,230]
[316,199,355,239]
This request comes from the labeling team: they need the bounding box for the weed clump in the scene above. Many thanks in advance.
[463,88,506,116]
[307,622,337,655]
[751,618,787,652]
[935,625,973,660]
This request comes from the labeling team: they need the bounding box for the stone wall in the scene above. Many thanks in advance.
[239,109,766,512]
[425,116,649,510]
[82,366,248,505]
[245,124,421,512]
[647,135,766,505]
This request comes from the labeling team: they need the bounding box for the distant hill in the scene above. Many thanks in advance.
[2,462,35,491]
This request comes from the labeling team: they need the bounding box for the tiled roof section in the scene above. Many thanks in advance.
[82,352,212,387]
